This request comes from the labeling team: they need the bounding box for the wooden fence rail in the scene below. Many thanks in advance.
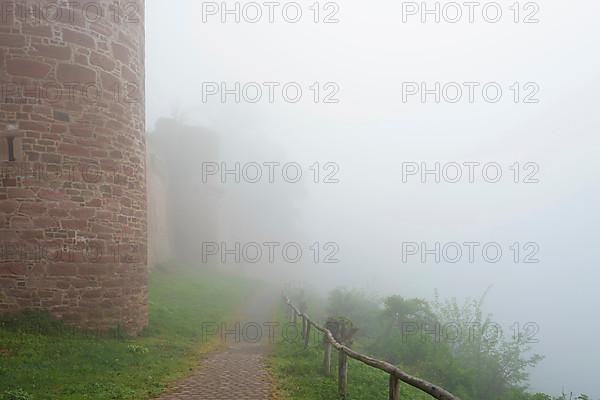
[284,296,462,400]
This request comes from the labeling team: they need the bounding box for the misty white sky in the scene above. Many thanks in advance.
[146,0,600,396]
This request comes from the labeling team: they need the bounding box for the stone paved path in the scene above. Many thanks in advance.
[158,290,278,400]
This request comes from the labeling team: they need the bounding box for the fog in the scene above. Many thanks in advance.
[146,0,600,397]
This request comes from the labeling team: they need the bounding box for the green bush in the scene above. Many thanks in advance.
[2,389,33,400]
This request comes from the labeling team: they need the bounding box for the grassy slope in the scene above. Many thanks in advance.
[267,307,435,400]
[0,265,258,400]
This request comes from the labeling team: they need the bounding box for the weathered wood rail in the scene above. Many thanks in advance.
[284,296,461,400]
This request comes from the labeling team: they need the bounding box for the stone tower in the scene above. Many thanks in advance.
[0,1,147,334]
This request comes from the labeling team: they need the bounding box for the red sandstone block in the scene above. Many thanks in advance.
[50,305,69,314]
[61,313,82,322]
[106,120,124,132]
[18,202,47,216]
[102,279,123,289]
[87,310,104,320]
[53,111,70,122]
[15,298,33,307]
[69,124,94,137]
[38,290,55,299]
[100,300,117,309]
[41,299,63,308]
[85,199,102,207]
[27,265,46,278]
[2,104,19,111]
[0,200,18,213]
[18,230,43,240]
[74,54,87,65]
[48,208,69,218]
[61,219,88,230]
[90,223,113,234]
[33,105,53,115]
[32,216,58,228]
[108,102,126,117]
[78,264,108,276]
[95,127,115,137]
[82,289,103,299]
[22,24,52,37]
[24,152,39,163]
[56,63,97,85]
[91,51,116,72]
[116,135,133,146]
[91,150,108,158]
[118,29,137,49]
[51,124,68,134]
[10,216,33,228]
[63,102,83,112]
[0,34,26,47]
[71,279,90,289]
[37,189,65,201]
[111,42,130,64]
[56,281,70,289]
[0,278,17,288]
[70,207,96,219]
[91,23,112,38]
[62,29,96,49]
[32,44,72,61]
[6,59,52,79]
[41,133,63,141]
[58,143,91,157]
[40,153,62,163]
[47,263,77,276]
[95,210,112,220]
[111,187,124,197]
[7,188,35,199]
[121,65,138,84]
[99,71,119,91]
[19,120,49,132]
[12,289,33,299]
[0,264,26,275]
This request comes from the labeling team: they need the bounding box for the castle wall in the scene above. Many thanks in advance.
[0,0,147,334]
[147,146,172,268]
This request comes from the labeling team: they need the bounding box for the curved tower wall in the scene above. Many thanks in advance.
[0,0,147,333]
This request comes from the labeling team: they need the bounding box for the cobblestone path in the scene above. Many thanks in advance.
[158,290,277,400]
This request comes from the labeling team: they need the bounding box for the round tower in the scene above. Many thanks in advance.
[0,1,147,334]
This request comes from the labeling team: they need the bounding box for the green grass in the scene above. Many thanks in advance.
[0,264,259,400]
[268,308,435,400]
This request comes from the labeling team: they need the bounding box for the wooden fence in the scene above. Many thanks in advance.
[284,296,461,400]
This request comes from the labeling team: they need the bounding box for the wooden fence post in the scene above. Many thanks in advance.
[289,304,295,323]
[301,315,306,339]
[304,320,311,349]
[389,375,400,400]
[323,341,332,376]
[338,350,348,398]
